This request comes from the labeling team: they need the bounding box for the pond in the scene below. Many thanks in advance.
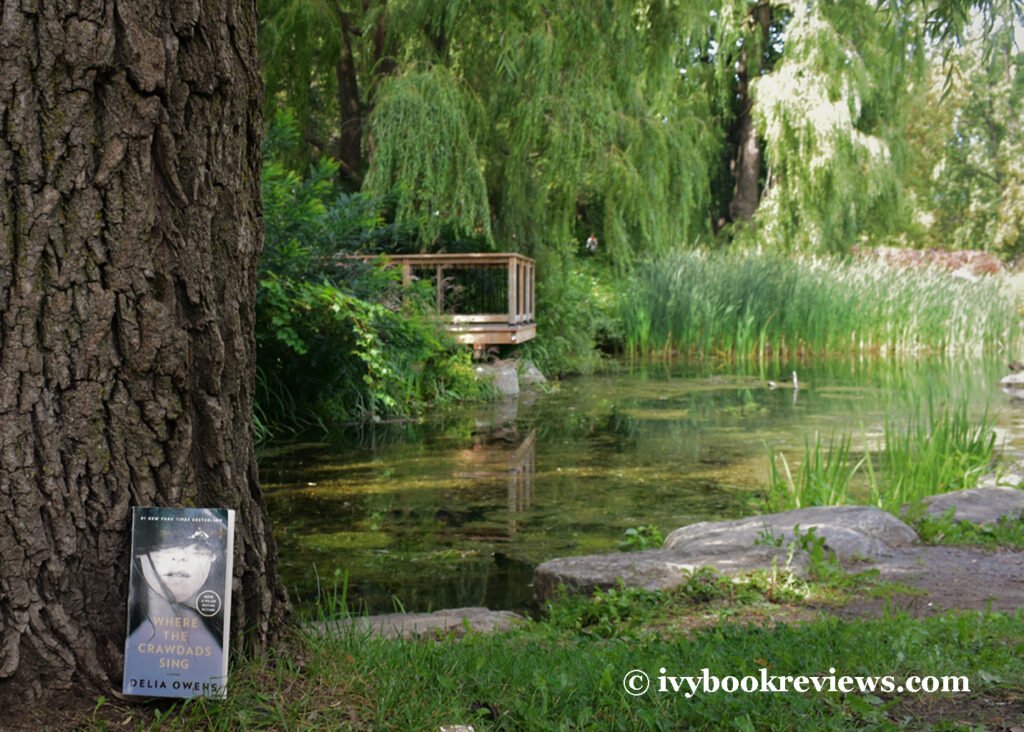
[260,357,1021,615]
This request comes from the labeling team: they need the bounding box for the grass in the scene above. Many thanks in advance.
[912,509,1024,549]
[765,398,998,514]
[871,400,997,512]
[90,606,1024,730]
[621,250,1018,361]
[765,432,862,511]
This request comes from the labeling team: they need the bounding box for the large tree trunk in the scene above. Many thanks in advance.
[729,1,773,223]
[336,14,366,184]
[0,0,288,713]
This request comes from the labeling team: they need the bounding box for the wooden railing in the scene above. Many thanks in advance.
[353,252,537,346]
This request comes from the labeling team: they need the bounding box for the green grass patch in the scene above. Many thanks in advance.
[913,509,1024,549]
[544,568,817,639]
[101,610,1024,731]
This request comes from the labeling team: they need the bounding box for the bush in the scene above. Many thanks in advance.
[256,122,488,439]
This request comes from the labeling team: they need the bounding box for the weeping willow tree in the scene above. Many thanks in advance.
[362,69,492,245]
[260,0,1024,261]
[260,0,398,182]
[742,2,920,252]
[360,0,724,265]
[902,12,1024,255]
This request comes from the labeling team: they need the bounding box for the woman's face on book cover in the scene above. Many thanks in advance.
[143,543,216,602]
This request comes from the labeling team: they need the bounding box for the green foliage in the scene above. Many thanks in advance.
[617,524,664,552]
[453,1,721,265]
[362,69,492,246]
[544,567,810,639]
[872,399,997,511]
[751,3,915,253]
[545,582,665,639]
[620,249,1018,361]
[766,434,863,511]
[901,21,1024,257]
[518,259,609,376]
[259,0,347,172]
[256,145,488,438]
[259,0,1024,270]
[258,1,1024,379]
[914,508,1024,549]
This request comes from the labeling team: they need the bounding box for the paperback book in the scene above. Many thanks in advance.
[122,506,235,698]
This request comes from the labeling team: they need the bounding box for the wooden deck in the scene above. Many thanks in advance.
[357,252,537,347]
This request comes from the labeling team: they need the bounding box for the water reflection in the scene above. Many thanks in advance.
[261,356,1015,614]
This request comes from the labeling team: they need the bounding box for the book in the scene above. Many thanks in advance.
[122,507,235,698]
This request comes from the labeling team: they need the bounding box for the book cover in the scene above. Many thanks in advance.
[122,507,235,698]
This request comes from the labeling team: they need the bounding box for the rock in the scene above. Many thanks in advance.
[999,373,1024,399]
[533,506,919,603]
[475,361,519,397]
[1001,372,1024,388]
[976,463,1023,490]
[520,361,547,386]
[917,487,1024,526]
[533,546,804,603]
[313,607,525,639]
[664,505,917,561]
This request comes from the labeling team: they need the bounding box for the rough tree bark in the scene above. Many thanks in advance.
[0,0,288,712]
[729,0,773,223]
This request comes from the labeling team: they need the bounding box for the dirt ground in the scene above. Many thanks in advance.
[835,545,1024,619]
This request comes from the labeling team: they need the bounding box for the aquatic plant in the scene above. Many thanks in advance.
[621,250,1018,362]
[871,399,997,512]
[617,525,664,552]
[765,433,863,512]
[765,398,997,513]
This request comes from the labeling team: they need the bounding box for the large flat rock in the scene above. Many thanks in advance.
[533,546,805,603]
[534,506,917,603]
[314,607,525,639]
[664,505,917,561]
[919,487,1024,525]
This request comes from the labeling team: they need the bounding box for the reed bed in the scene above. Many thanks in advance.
[621,250,1018,360]
[765,432,862,511]
[765,399,997,513]
[872,400,997,511]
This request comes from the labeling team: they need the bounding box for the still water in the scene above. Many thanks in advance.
[260,358,1020,614]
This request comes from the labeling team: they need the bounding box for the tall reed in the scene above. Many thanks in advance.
[622,250,1018,360]
[871,400,997,512]
[765,432,863,511]
[765,399,997,513]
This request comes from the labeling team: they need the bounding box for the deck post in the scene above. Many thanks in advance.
[436,265,444,314]
[507,256,517,326]
[517,260,525,324]
[526,261,534,322]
